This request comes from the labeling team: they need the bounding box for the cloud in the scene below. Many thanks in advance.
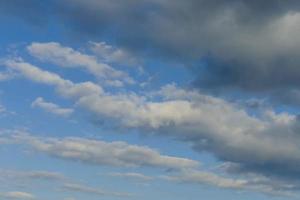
[31,97,74,117]
[0,168,133,199]
[1,131,298,196]
[3,0,300,93]
[0,0,48,26]
[108,172,153,181]
[62,183,132,198]
[9,132,199,170]
[27,42,135,86]
[0,104,6,113]
[163,169,296,197]
[0,70,15,81]
[5,58,300,183]
[3,59,103,98]
[0,103,15,117]
[72,85,300,181]
[0,169,68,194]
[3,58,72,87]
[5,0,300,107]
[0,191,35,200]
[0,169,66,181]
[89,41,141,68]
[163,169,246,189]
[2,0,300,196]
[58,0,300,95]
[0,168,134,199]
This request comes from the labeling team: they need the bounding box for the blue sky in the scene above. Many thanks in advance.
[1,1,300,200]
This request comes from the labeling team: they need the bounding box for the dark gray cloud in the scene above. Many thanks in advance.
[2,0,300,96]
[0,0,50,26]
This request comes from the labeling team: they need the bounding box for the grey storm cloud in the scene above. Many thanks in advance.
[0,0,49,26]
[2,0,300,95]
[77,0,300,105]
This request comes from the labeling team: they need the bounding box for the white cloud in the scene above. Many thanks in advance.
[104,79,124,87]
[108,172,153,181]
[62,183,132,197]
[89,41,141,67]
[4,59,103,98]
[163,169,295,196]
[74,84,300,181]
[0,103,15,117]
[31,97,73,117]
[63,198,76,200]
[4,58,71,86]
[163,169,246,189]
[0,191,35,200]
[10,132,199,170]
[0,169,67,193]
[27,42,134,85]
[0,104,6,113]
[5,55,300,193]
[0,130,297,196]
[0,70,15,81]
[0,169,65,181]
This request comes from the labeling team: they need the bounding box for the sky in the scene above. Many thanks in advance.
[0,0,300,200]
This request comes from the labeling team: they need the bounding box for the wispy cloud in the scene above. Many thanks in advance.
[31,97,73,117]
[8,132,199,170]
[0,130,298,196]
[89,41,142,69]
[107,172,153,181]
[4,56,300,187]
[163,169,296,197]
[62,183,133,198]
[0,169,66,181]
[0,70,15,81]
[27,42,135,86]
[0,191,35,200]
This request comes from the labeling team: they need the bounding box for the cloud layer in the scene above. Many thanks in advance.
[0,191,35,200]
[1,131,295,196]
[3,0,300,96]
[10,132,199,170]
[3,1,300,198]
[4,53,300,183]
